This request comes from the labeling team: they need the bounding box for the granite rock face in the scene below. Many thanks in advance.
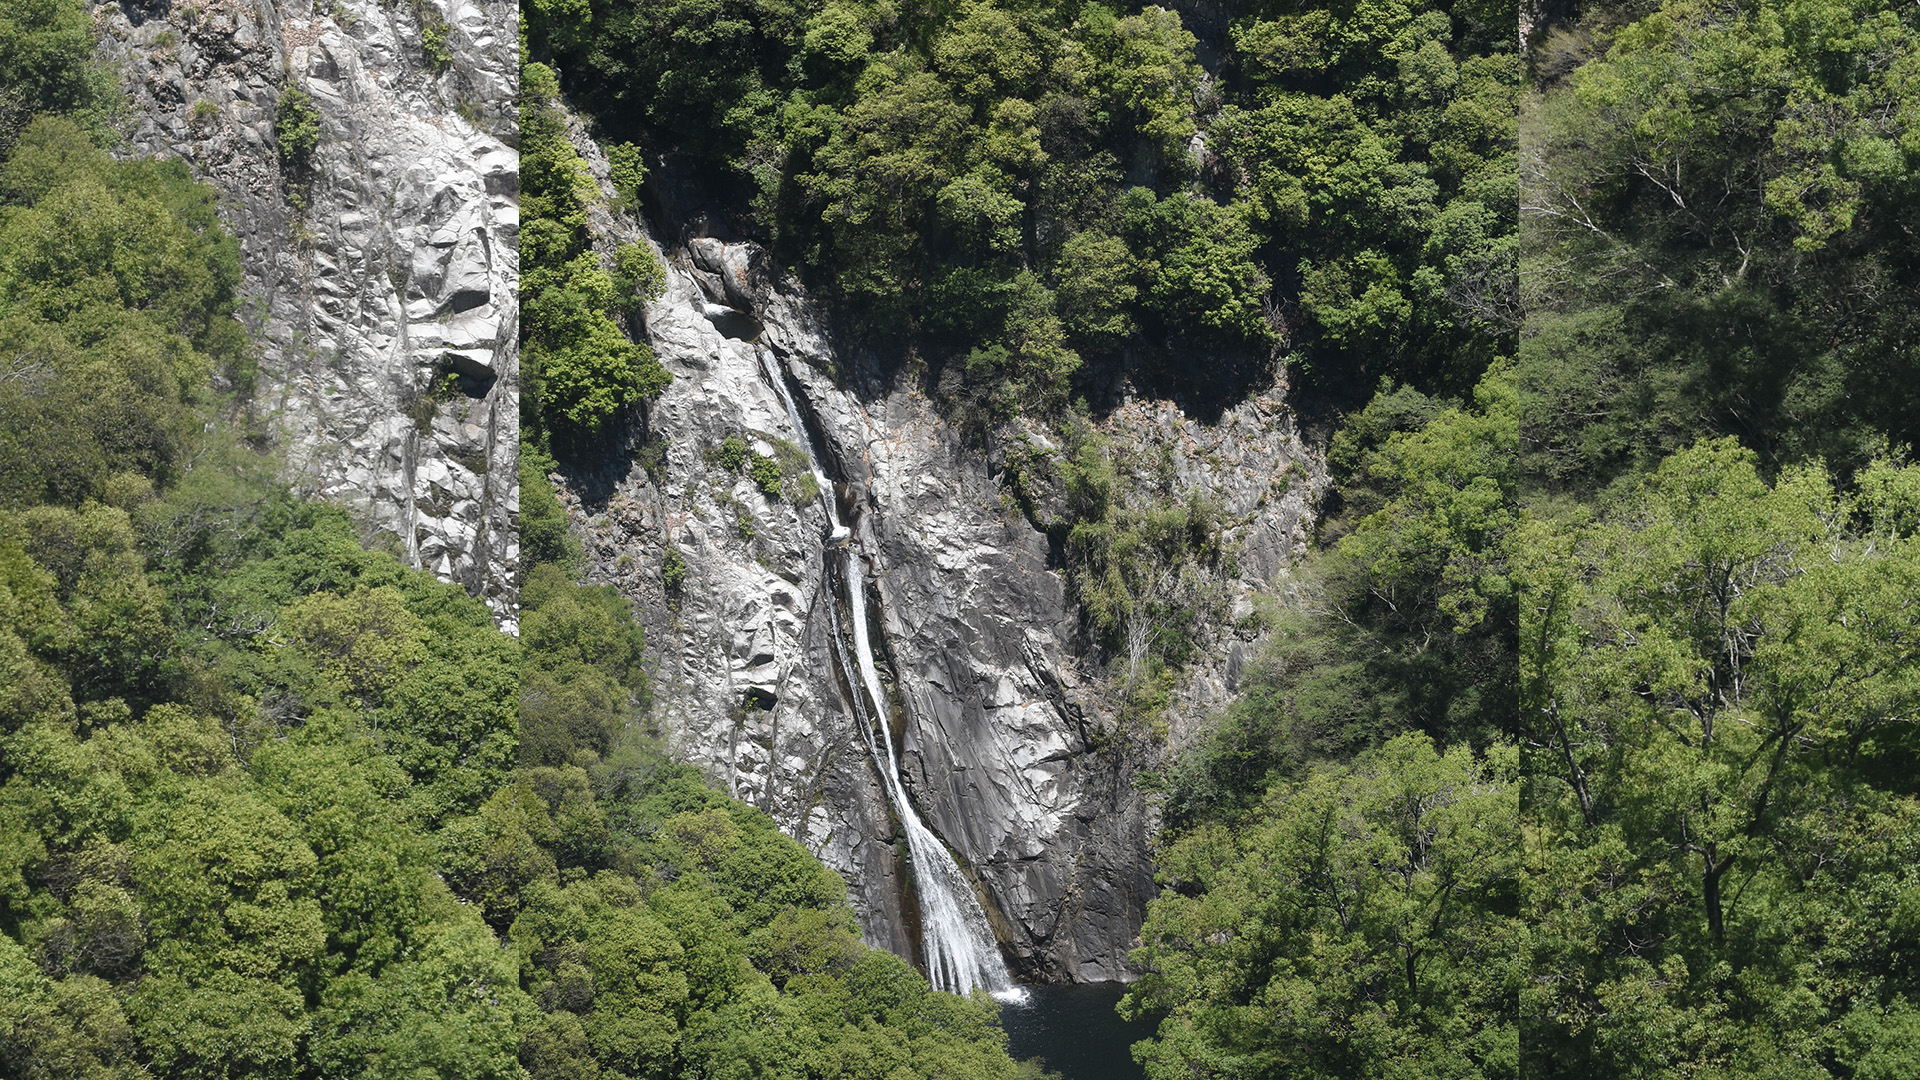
[93,0,520,623]
[551,127,1327,982]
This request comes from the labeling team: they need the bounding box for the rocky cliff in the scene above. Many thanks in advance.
[93,0,519,623]
[549,124,1327,981]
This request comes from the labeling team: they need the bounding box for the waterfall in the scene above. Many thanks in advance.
[757,347,1023,1000]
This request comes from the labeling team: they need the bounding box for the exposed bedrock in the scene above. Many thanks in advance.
[550,131,1325,981]
[93,0,520,623]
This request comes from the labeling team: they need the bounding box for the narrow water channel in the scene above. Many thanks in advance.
[757,345,1016,996]
[1000,983,1155,1080]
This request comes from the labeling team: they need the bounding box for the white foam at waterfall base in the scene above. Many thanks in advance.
[758,346,1020,998]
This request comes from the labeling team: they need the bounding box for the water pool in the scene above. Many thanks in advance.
[998,982,1156,1080]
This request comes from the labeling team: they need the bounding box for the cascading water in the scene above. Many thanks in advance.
[756,345,1023,1000]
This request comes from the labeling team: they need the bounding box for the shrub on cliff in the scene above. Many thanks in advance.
[520,61,670,452]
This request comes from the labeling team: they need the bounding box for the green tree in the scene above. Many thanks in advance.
[521,62,670,451]
[1520,0,1920,486]
[519,448,583,577]
[0,118,247,508]
[1093,7,1202,148]
[1053,230,1137,348]
[308,912,528,1080]
[273,87,320,177]
[1522,441,1920,1076]
[0,0,116,154]
[0,933,145,1080]
[1126,733,1522,1080]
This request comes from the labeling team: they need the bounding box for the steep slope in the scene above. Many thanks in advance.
[92,0,519,621]
[546,122,1326,982]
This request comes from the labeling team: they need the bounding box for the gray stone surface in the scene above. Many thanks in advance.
[552,121,1329,982]
[93,0,520,624]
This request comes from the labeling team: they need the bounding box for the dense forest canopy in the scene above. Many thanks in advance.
[1521,0,1920,488]
[1522,441,1920,1078]
[1096,0,1917,1072]
[1517,0,1920,1075]
[528,0,1517,415]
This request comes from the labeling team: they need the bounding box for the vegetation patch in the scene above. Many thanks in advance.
[273,84,320,208]
[519,61,671,456]
[706,432,818,504]
[410,0,453,71]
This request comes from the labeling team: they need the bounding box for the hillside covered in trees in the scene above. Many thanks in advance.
[1518,0,1920,1075]
[525,0,1522,1075]
[512,0,1914,1073]
[0,3,1046,1077]
[7,0,1916,1072]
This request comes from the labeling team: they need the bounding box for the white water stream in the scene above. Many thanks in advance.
[757,346,1023,1000]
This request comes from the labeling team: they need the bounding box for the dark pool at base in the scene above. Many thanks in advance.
[999,982,1154,1080]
